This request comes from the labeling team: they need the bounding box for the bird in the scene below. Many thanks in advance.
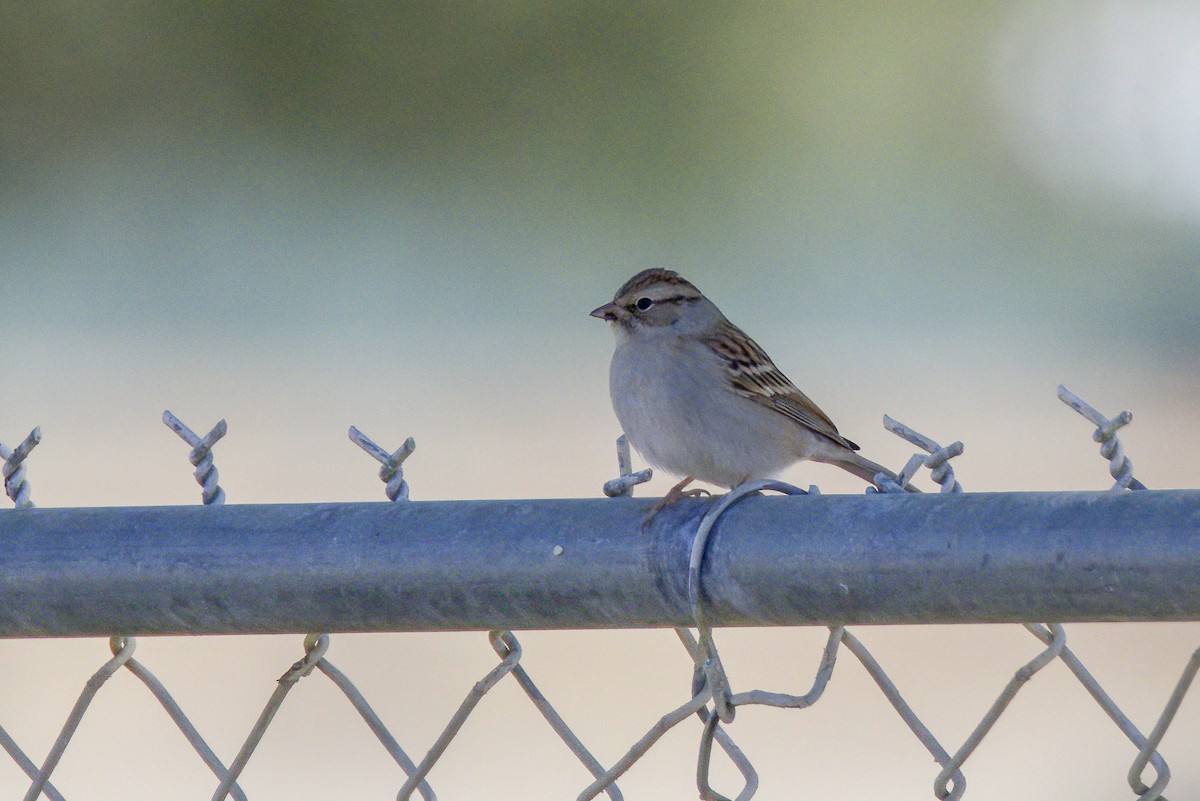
[590,268,912,505]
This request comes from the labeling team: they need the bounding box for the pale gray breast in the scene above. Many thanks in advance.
[607,329,801,484]
[613,324,717,395]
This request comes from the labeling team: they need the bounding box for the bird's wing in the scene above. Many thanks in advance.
[703,320,860,451]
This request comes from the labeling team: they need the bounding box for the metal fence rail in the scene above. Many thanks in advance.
[0,386,1197,800]
[0,490,1197,636]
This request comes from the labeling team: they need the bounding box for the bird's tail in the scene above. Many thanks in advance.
[824,451,921,493]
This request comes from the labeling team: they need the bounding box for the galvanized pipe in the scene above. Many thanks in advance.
[0,490,1197,636]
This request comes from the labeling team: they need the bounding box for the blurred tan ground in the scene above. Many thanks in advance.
[2,2,1199,799]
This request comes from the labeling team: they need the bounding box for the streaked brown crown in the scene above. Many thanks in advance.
[612,269,700,302]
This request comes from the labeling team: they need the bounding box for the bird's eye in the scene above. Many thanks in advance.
[635,297,655,311]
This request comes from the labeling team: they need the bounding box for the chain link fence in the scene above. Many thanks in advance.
[1,386,1197,800]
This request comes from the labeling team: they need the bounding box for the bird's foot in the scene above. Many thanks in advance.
[645,477,711,521]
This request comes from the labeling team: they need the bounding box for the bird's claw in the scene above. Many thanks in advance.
[644,478,710,521]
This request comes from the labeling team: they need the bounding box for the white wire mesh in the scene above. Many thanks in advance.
[0,388,1196,800]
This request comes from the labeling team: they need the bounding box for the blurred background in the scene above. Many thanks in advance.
[2,1,1199,798]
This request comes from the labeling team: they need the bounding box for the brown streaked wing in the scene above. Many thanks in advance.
[704,320,860,451]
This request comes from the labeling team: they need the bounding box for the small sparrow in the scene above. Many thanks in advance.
[591,268,911,502]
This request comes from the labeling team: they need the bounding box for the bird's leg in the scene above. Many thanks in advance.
[646,476,711,519]
[663,476,713,504]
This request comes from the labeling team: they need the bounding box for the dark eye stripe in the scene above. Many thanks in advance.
[626,294,690,312]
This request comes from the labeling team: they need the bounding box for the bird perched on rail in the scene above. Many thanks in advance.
[591,268,913,505]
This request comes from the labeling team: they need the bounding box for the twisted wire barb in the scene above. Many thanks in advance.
[1045,366,1189,801]
[349,426,415,501]
[17,411,249,801]
[874,453,926,493]
[0,430,51,795]
[163,411,227,504]
[149,412,250,798]
[603,435,652,497]
[1057,385,1146,491]
[1,427,41,508]
[338,427,435,798]
[342,426,434,796]
[845,413,929,493]
[883,415,964,493]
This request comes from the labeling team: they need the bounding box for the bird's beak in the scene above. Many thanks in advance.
[589,302,621,321]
